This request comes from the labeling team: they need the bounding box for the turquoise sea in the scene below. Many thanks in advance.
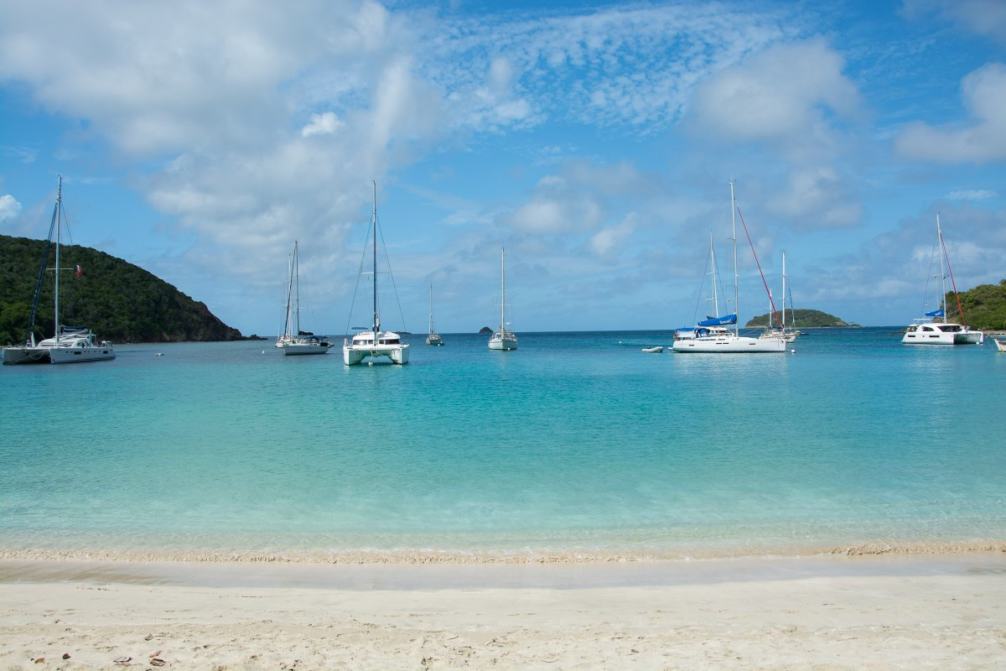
[1,329,1004,561]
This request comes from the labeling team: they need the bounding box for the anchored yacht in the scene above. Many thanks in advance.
[2,176,115,365]
[488,246,517,351]
[902,215,983,346]
[343,182,410,366]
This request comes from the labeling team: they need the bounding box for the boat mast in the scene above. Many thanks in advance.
[936,213,946,322]
[282,248,294,338]
[372,180,379,340]
[294,240,301,336]
[730,179,739,337]
[709,235,720,317]
[781,251,787,331]
[500,246,506,332]
[428,283,434,336]
[54,175,62,345]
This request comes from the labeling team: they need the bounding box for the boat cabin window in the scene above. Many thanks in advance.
[921,326,934,332]
[906,325,917,332]
[937,324,961,332]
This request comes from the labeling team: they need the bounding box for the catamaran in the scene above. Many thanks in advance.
[343,182,409,365]
[673,181,786,353]
[275,240,332,355]
[488,246,517,351]
[902,214,983,346]
[426,283,443,346]
[2,176,115,365]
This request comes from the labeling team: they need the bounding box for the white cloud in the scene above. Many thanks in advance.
[947,189,997,201]
[0,194,21,221]
[590,213,636,256]
[903,0,1006,44]
[895,63,1006,163]
[692,39,860,149]
[770,167,861,228]
[300,112,344,137]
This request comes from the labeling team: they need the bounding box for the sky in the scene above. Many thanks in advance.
[2,0,1006,335]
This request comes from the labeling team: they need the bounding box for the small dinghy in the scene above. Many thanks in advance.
[641,346,664,353]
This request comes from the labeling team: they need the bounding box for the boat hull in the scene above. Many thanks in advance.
[2,347,51,365]
[48,345,115,364]
[281,342,331,356]
[426,335,444,346]
[672,335,787,353]
[488,337,517,351]
[343,343,409,365]
[902,328,984,345]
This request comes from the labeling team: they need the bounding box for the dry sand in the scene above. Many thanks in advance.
[1,557,1004,670]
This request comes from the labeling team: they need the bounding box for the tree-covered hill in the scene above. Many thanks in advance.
[746,309,856,328]
[948,280,1006,330]
[1,234,243,344]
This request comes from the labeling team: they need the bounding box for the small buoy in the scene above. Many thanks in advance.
[790,348,796,353]
[261,350,266,354]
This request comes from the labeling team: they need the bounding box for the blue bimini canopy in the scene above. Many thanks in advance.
[697,313,737,327]
[925,308,945,318]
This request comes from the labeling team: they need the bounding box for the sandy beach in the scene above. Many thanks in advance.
[1,555,1004,670]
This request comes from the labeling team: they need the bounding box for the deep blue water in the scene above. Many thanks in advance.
[1,329,1004,558]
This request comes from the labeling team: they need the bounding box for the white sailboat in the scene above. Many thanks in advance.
[673,181,786,353]
[343,182,409,366]
[488,246,517,351]
[426,283,443,346]
[902,214,983,346]
[276,240,332,355]
[760,251,798,343]
[2,176,115,365]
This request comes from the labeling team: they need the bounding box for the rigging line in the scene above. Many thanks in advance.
[922,238,937,316]
[343,218,373,338]
[692,241,711,324]
[735,206,778,318]
[376,217,408,332]
[939,231,967,322]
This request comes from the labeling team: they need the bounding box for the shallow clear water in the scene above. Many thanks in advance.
[1,329,1004,558]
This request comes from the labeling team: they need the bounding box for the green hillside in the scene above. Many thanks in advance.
[1,234,243,344]
[948,280,1006,330]
[746,309,855,328]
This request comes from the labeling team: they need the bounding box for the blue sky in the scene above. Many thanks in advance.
[2,0,1006,334]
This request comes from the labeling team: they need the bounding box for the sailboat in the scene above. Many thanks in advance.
[275,240,332,355]
[902,214,983,345]
[488,246,517,351]
[426,283,444,346]
[2,176,115,365]
[343,182,410,365]
[673,181,786,353]
[760,251,797,343]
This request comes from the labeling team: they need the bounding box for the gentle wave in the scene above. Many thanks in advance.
[2,541,1004,565]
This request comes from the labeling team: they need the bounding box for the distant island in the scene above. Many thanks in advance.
[948,280,1006,330]
[478,326,493,335]
[746,309,857,328]
[1,234,244,344]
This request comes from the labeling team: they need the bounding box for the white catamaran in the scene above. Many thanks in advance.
[673,181,786,353]
[343,182,409,366]
[275,240,332,355]
[488,246,517,351]
[426,283,444,346]
[2,176,115,365]
[902,214,983,346]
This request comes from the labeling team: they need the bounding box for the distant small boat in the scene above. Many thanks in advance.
[276,240,332,356]
[488,246,518,351]
[2,176,115,365]
[426,283,444,346]
[641,346,664,353]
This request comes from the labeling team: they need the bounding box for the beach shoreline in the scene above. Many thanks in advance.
[1,553,1004,669]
